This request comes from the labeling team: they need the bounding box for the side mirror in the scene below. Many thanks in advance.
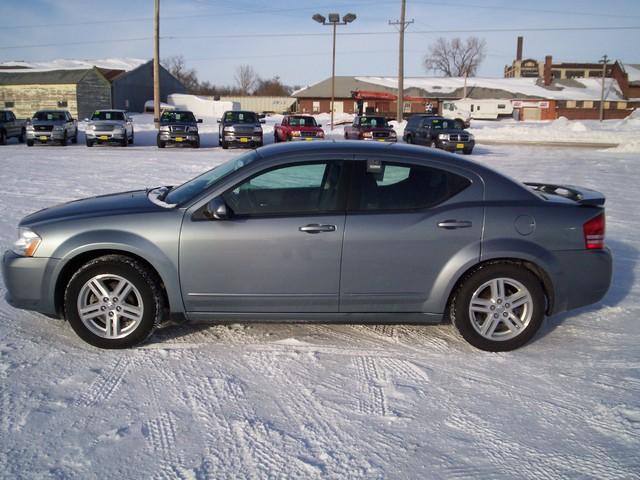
[317,124,322,128]
[205,197,229,220]
[197,119,203,123]
[260,119,266,124]
[216,119,221,124]
[83,118,89,122]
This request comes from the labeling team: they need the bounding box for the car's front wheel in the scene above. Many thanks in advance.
[157,135,165,148]
[449,263,545,352]
[64,255,164,349]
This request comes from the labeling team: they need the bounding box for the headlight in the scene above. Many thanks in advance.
[53,125,64,131]
[253,127,262,133]
[113,127,124,134]
[467,133,474,140]
[363,132,373,138]
[12,228,41,257]
[389,131,397,138]
[290,131,301,137]
[438,133,449,140]
[26,124,34,131]
[159,126,169,132]
[317,131,324,137]
[224,126,235,133]
[87,124,96,131]
[187,126,198,133]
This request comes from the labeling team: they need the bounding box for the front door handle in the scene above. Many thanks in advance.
[299,224,336,234]
[438,220,473,230]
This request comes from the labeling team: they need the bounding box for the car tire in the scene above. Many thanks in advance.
[130,132,134,144]
[121,135,128,147]
[463,148,473,155]
[18,129,25,143]
[405,135,412,144]
[193,137,200,148]
[60,132,67,147]
[273,131,279,143]
[27,139,34,147]
[64,255,164,349]
[157,136,165,149]
[221,140,228,149]
[0,130,6,145]
[72,130,78,144]
[86,139,94,147]
[430,140,437,149]
[449,263,545,352]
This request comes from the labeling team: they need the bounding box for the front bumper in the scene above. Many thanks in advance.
[159,132,199,143]
[438,139,475,152]
[361,137,397,142]
[86,130,126,142]
[26,130,65,142]
[289,135,324,141]
[223,134,262,146]
[552,247,613,314]
[2,250,58,315]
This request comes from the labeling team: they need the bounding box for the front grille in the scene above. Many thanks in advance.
[170,126,186,133]
[448,133,470,141]
[301,131,316,137]
[35,125,53,132]
[233,127,254,135]
[95,125,115,132]
[373,131,389,138]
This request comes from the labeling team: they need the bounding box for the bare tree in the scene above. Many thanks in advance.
[162,55,199,92]
[424,37,487,77]
[235,65,258,94]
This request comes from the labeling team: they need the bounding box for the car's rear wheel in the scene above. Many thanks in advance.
[449,264,545,352]
[64,255,164,349]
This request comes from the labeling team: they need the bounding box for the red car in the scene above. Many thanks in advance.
[344,115,397,142]
[274,115,325,142]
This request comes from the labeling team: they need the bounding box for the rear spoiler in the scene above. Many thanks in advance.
[525,182,605,206]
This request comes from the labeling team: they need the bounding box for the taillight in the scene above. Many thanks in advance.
[583,213,605,249]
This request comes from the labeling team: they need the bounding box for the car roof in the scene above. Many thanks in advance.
[93,109,126,113]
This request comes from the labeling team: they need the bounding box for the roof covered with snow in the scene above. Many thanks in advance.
[0,58,147,72]
[293,75,626,101]
[623,64,640,84]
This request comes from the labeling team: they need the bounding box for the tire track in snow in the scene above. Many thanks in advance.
[354,356,389,416]
[75,356,132,407]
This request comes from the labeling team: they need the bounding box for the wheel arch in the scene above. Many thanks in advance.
[53,249,173,321]
[444,257,555,321]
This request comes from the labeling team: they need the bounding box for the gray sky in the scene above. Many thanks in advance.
[1,0,639,88]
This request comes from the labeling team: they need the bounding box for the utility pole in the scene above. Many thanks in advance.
[153,0,160,128]
[389,0,413,123]
[599,54,609,122]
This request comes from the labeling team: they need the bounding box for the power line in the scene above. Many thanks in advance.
[1,25,639,50]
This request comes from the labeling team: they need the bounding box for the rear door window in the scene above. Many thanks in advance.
[349,160,471,211]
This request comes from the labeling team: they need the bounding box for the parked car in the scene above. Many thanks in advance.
[344,115,397,142]
[26,110,78,146]
[274,115,324,142]
[217,110,265,149]
[0,110,26,145]
[404,115,475,154]
[157,110,201,148]
[85,110,134,147]
[2,142,611,351]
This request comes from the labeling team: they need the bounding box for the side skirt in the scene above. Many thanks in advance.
[185,311,445,325]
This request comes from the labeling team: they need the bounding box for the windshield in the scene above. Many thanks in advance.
[164,150,259,205]
[289,116,317,127]
[161,111,196,123]
[431,119,454,129]
[224,111,257,124]
[91,110,125,121]
[33,111,66,121]
[360,117,388,127]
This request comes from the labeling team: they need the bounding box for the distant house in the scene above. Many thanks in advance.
[0,60,185,119]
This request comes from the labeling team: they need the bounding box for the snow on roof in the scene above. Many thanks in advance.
[0,58,147,72]
[623,64,640,83]
[355,76,625,101]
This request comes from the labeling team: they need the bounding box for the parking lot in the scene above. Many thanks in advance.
[1,129,638,478]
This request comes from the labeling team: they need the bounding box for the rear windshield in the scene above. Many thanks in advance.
[91,111,125,121]
[360,117,388,127]
[161,111,196,123]
[224,111,257,123]
[33,111,66,121]
[289,116,317,127]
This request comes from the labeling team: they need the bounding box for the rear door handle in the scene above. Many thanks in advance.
[299,224,336,234]
[438,220,473,230]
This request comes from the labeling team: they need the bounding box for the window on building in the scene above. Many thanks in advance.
[403,102,411,113]
[312,101,320,113]
[57,100,68,108]
[4,101,15,108]
[583,101,593,109]
[566,100,576,108]
[557,101,567,109]
[575,101,584,108]
[617,102,627,110]
[497,104,506,109]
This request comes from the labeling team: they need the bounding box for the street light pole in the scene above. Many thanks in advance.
[599,54,609,122]
[389,0,413,123]
[313,12,357,131]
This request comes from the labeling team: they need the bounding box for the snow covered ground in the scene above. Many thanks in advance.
[0,129,639,478]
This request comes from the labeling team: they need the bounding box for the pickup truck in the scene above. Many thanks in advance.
[403,115,475,154]
[0,110,26,145]
[218,110,264,149]
[274,115,324,142]
[26,110,78,146]
[157,110,202,148]
[344,115,397,142]
[85,109,134,147]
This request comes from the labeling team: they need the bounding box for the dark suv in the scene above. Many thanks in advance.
[218,110,264,149]
[157,110,202,148]
[403,115,474,154]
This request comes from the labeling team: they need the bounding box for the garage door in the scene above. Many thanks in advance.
[522,107,542,120]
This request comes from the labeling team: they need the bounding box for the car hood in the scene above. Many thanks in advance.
[20,190,165,226]
[358,127,395,132]
[31,120,66,126]
[160,122,197,127]
[290,126,323,131]
[90,120,125,127]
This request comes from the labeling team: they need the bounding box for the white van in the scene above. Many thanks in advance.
[441,100,514,123]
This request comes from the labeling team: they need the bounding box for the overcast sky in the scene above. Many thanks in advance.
[2,0,639,88]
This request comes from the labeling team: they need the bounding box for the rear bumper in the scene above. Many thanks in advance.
[552,247,612,314]
[2,250,58,315]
